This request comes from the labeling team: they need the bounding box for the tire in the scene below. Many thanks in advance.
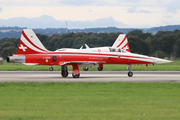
[97,67,103,71]
[128,71,133,77]
[49,67,53,71]
[83,67,89,71]
[72,73,80,78]
[61,71,69,77]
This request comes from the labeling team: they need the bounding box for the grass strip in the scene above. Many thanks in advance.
[0,82,180,120]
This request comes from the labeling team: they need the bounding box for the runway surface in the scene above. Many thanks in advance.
[0,71,180,82]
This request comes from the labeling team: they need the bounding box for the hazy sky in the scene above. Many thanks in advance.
[0,0,180,28]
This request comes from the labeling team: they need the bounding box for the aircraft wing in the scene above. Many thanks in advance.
[58,61,106,66]
[23,61,107,66]
[23,63,39,65]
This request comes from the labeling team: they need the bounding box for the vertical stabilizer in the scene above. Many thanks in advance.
[16,29,49,54]
[112,34,131,52]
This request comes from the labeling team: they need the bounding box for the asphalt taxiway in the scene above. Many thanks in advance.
[0,71,180,82]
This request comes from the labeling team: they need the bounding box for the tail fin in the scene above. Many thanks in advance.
[16,29,49,54]
[112,34,131,52]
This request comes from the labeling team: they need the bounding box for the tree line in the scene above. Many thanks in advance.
[0,29,180,59]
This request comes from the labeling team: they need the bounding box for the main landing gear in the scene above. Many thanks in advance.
[83,67,89,71]
[83,67,103,71]
[127,65,133,77]
[98,64,103,71]
[97,67,103,71]
[72,64,80,78]
[49,66,53,71]
[61,65,69,77]
[61,64,80,78]
[72,73,80,78]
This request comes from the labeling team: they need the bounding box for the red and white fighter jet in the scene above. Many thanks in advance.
[7,29,171,78]
[55,34,131,71]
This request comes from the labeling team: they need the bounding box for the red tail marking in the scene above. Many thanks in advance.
[19,44,27,51]
[122,42,131,52]
[117,35,127,48]
[22,30,47,52]
[16,39,40,54]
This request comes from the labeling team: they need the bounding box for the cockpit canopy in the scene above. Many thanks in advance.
[109,47,128,53]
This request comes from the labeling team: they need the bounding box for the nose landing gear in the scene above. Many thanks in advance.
[128,71,133,77]
[127,65,133,77]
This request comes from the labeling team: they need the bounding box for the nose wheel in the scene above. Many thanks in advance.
[128,71,133,77]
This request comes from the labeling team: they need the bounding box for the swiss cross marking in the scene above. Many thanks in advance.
[123,46,129,51]
[19,44,27,51]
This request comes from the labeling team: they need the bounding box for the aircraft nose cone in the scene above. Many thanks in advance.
[154,58,172,64]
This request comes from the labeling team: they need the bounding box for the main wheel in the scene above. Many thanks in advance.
[128,71,133,77]
[72,73,80,78]
[97,67,103,71]
[61,70,69,77]
[49,66,53,71]
[83,67,89,71]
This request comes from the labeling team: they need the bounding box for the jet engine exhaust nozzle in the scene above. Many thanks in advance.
[7,56,25,63]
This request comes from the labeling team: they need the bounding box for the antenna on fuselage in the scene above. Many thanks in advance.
[85,44,90,49]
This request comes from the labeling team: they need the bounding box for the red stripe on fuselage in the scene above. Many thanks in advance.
[25,52,155,65]
[27,51,155,61]
[29,51,118,58]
